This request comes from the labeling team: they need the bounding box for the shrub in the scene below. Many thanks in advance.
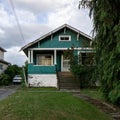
[71,65,96,88]
[0,73,11,85]
[0,64,22,86]
[64,48,96,88]
[4,65,22,83]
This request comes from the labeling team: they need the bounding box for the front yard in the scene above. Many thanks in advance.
[80,88,104,100]
[0,87,112,120]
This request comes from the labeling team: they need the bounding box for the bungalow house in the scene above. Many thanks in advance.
[0,47,10,74]
[21,24,94,88]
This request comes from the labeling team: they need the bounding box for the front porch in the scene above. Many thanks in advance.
[27,48,72,72]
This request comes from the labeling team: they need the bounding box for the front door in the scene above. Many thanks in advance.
[62,55,70,71]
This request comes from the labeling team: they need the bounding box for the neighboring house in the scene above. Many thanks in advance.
[21,24,94,88]
[0,47,10,74]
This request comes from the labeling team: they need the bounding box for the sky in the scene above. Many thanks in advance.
[0,0,93,66]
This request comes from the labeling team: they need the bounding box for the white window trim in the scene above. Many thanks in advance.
[59,35,71,41]
[36,54,53,66]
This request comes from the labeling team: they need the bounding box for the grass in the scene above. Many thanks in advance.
[80,87,104,101]
[0,87,112,120]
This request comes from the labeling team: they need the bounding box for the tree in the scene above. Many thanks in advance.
[0,64,22,86]
[4,64,22,82]
[79,0,120,105]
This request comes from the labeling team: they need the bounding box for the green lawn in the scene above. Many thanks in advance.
[0,87,112,120]
[80,88,104,100]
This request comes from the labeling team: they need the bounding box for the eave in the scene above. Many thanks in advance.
[20,24,92,51]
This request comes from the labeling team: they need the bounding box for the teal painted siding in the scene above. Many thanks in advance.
[29,28,90,49]
[40,29,81,48]
[28,64,56,74]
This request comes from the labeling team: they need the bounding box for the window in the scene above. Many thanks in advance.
[37,54,53,66]
[79,52,95,65]
[0,64,3,70]
[59,35,71,41]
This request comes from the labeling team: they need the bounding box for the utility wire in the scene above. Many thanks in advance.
[9,0,25,44]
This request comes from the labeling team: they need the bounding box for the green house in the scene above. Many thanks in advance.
[21,24,94,88]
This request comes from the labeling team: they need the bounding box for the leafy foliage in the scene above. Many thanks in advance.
[0,64,22,85]
[4,64,22,82]
[0,73,11,85]
[64,49,96,88]
[80,0,120,105]
[71,65,95,88]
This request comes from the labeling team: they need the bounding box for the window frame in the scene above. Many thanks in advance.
[36,54,53,66]
[59,35,71,41]
[78,51,95,66]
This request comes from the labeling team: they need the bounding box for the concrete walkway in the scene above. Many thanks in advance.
[0,85,20,101]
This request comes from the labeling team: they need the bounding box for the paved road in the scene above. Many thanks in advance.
[0,85,20,101]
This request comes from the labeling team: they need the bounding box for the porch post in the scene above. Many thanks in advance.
[28,50,31,63]
[54,49,57,65]
[31,50,33,63]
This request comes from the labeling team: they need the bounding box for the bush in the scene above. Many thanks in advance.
[71,65,96,88]
[4,65,22,83]
[0,73,11,85]
[0,64,22,86]
[64,49,96,88]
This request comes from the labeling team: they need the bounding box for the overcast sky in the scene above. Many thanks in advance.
[0,0,93,66]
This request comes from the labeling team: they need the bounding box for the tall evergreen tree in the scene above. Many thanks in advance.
[79,0,120,104]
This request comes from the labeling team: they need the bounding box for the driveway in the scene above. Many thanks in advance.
[0,85,20,101]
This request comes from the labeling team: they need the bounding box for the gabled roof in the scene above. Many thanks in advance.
[0,47,6,52]
[21,24,92,51]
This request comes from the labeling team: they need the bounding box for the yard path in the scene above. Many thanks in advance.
[73,93,120,120]
[0,85,20,101]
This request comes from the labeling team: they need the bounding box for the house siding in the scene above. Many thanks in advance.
[28,63,56,74]
[29,29,90,49]
[28,64,57,87]
[40,30,80,48]
[0,50,4,60]
[0,48,9,74]
[0,62,8,74]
